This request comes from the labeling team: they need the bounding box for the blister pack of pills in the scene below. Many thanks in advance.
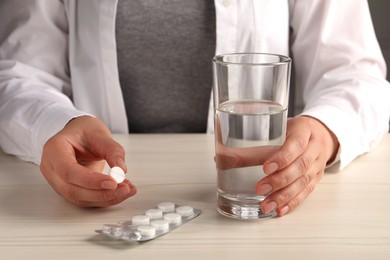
[95,202,201,242]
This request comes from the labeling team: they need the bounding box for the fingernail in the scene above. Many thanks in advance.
[266,201,277,213]
[101,180,117,189]
[257,184,272,195]
[266,162,278,174]
[279,205,289,216]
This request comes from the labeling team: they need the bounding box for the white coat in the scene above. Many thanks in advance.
[0,0,389,169]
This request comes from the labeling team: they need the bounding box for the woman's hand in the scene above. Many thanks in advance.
[40,116,137,207]
[256,116,339,216]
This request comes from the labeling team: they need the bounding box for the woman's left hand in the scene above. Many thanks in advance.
[256,116,339,216]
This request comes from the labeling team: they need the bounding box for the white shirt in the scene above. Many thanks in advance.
[0,0,389,169]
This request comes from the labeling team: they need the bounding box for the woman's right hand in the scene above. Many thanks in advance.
[40,116,137,207]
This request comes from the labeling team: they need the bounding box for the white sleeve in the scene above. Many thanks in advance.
[0,0,88,165]
[290,0,390,170]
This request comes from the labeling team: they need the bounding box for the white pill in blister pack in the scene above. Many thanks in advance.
[96,202,201,242]
[131,215,150,226]
[150,219,170,232]
[163,213,182,225]
[137,225,156,237]
[145,208,163,219]
[176,206,194,217]
[157,202,175,213]
[109,166,125,183]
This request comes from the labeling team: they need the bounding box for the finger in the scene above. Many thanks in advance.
[263,121,311,174]
[276,171,323,216]
[57,179,137,207]
[260,167,323,215]
[76,158,106,173]
[85,133,127,172]
[80,180,138,207]
[256,142,319,195]
[62,163,119,190]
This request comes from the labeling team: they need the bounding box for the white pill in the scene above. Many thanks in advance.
[137,225,156,237]
[163,213,182,225]
[157,202,175,213]
[131,215,150,226]
[150,219,170,232]
[145,208,163,220]
[176,206,194,217]
[109,166,125,183]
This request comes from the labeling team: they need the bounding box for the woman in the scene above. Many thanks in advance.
[0,0,389,216]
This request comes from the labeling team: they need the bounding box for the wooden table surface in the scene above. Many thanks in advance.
[1,134,389,259]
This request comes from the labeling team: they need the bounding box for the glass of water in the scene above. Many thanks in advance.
[212,53,291,219]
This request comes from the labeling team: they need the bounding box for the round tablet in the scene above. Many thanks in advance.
[145,208,163,220]
[137,225,156,237]
[150,219,170,232]
[109,166,125,183]
[163,213,182,225]
[157,202,175,213]
[176,206,194,217]
[131,215,150,226]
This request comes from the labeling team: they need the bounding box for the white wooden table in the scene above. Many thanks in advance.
[1,134,389,259]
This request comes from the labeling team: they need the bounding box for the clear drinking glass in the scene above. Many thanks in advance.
[212,53,291,219]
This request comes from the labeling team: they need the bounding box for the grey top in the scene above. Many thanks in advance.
[115,0,216,133]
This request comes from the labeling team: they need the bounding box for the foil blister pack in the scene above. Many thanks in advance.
[95,202,201,242]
